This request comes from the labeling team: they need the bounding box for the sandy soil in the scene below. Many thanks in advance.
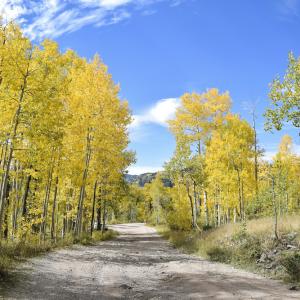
[0,223,300,299]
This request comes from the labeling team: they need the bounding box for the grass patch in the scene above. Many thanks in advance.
[157,225,200,253]
[93,229,118,241]
[206,246,232,263]
[79,229,118,245]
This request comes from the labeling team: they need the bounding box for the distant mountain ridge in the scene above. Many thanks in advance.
[125,172,172,187]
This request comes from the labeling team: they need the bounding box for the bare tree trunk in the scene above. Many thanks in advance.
[186,183,196,229]
[3,179,10,239]
[227,208,230,224]
[101,199,106,233]
[203,190,209,226]
[213,192,217,227]
[64,188,74,236]
[193,181,199,219]
[21,174,32,217]
[63,197,69,239]
[241,179,245,220]
[41,161,54,241]
[11,161,21,238]
[217,204,221,226]
[90,180,97,236]
[272,177,279,240]
[51,176,58,241]
[75,128,92,237]
[233,207,237,223]
[236,168,244,221]
[0,140,8,179]
[18,172,32,241]
[96,192,102,231]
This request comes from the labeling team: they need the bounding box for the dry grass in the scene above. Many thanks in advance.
[0,239,54,278]
[0,229,118,278]
[196,215,300,254]
[80,229,118,245]
[159,215,300,283]
[247,215,300,236]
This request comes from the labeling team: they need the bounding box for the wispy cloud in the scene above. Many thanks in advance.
[0,0,182,39]
[262,143,300,161]
[130,97,180,129]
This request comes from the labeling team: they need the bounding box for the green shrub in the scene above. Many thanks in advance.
[161,229,200,253]
[280,252,300,282]
[95,229,118,241]
[233,235,263,264]
[78,230,118,245]
[206,245,232,263]
[78,233,94,245]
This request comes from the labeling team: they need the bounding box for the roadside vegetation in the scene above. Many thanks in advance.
[0,229,117,278]
[158,216,300,284]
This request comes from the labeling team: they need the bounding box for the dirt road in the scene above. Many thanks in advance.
[1,223,299,299]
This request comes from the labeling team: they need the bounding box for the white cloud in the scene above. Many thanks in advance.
[0,0,182,39]
[130,97,180,128]
[78,0,133,10]
[262,151,276,162]
[262,143,300,162]
[127,165,163,175]
[0,0,28,21]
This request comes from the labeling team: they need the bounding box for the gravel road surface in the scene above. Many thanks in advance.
[1,223,299,299]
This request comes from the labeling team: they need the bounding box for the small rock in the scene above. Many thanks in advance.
[286,232,297,241]
[119,284,132,290]
[265,261,277,270]
[289,285,299,291]
[258,253,268,263]
[268,253,275,260]
[287,244,297,250]
[265,265,272,269]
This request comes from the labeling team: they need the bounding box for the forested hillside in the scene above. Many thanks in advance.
[125,172,172,187]
[125,173,156,186]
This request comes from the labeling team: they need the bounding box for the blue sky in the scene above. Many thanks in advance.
[1,0,300,174]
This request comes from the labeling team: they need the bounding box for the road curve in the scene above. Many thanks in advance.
[0,223,299,299]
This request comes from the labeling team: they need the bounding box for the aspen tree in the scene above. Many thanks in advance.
[167,89,231,228]
[0,20,133,243]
